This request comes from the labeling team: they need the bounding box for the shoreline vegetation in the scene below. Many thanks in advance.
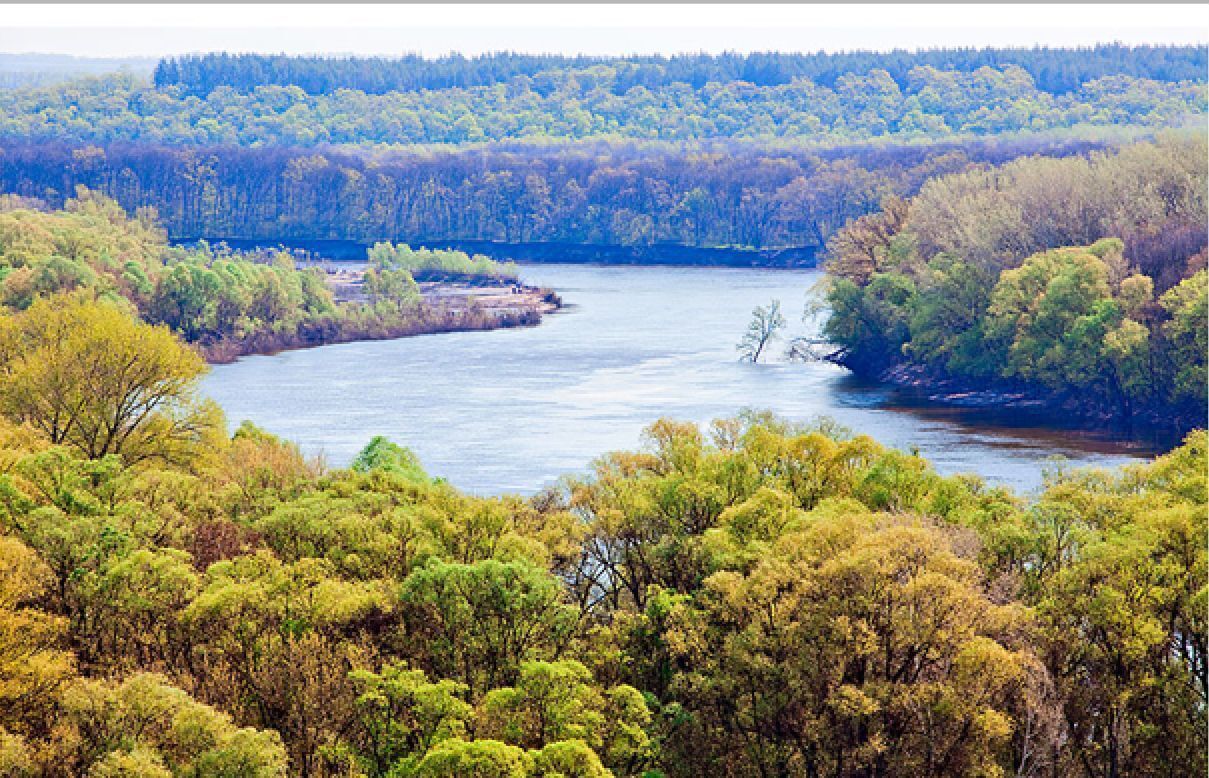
[198,278,561,364]
[201,239,562,363]
[177,237,822,268]
[820,135,1208,438]
[832,357,1199,441]
[0,191,562,365]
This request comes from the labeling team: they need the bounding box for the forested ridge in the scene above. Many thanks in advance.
[823,134,1207,432]
[0,46,1203,253]
[3,66,1202,147]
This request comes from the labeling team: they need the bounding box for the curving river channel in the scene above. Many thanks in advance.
[202,264,1166,495]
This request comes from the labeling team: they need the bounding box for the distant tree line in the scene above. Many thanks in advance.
[369,242,519,282]
[0,135,1119,250]
[153,45,1208,96]
[1,66,1203,147]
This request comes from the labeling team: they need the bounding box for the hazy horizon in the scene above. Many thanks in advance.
[1,4,1205,59]
[2,38,1207,63]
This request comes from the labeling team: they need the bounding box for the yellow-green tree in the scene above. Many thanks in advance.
[0,535,75,745]
[0,295,222,465]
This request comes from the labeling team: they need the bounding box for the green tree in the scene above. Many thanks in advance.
[410,738,528,778]
[346,664,472,777]
[476,659,651,773]
[55,673,288,777]
[351,436,429,483]
[399,560,578,697]
[0,535,75,740]
[1159,270,1208,406]
[0,295,222,465]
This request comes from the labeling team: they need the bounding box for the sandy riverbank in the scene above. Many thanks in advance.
[326,268,560,314]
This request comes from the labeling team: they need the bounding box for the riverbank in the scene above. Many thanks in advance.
[839,357,1202,442]
[199,278,561,364]
[174,238,819,268]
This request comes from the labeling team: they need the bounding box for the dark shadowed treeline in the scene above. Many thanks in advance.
[0,136,1119,249]
[154,45,1208,95]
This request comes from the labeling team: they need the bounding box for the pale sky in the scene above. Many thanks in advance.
[0,4,1206,59]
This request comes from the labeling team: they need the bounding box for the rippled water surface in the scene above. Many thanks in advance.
[203,264,1163,495]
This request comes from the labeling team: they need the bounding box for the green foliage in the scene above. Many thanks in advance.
[0,196,544,362]
[0,294,222,465]
[905,255,997,375]
[154,47,1208,97]
[146,249,336,344]
[823,272,916,364]
[57,673,288,777]
[824,136,1208,423]
[409,739,528,778]
[351,437,429,484]
[347,664,472,777]
[399,559,578,696]
[0,321,1202,778]
[370,244,519,284]
[986,245,1115,383]
[363,268,421,313]
[0,58,1199,775]
[2,64,1202,146]
[478,660,651,766]
[1159,270,1208,405]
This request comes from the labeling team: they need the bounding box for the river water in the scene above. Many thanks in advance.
[202,264,1163,495]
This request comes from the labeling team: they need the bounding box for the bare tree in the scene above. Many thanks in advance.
[737,299,786,363]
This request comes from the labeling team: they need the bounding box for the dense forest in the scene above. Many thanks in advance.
[0,191,536,361]
[154,45,1209,95]
[0,136,1136,250]
[0,45,1205,778]
[1,67,1202,147]
[823,134,1207,431]
[0,300,1204,775]
[0,47,1202,253]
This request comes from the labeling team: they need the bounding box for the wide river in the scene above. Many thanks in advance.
[203,264,1165,496]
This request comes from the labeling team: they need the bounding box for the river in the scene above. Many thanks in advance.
[202,264,1164,495]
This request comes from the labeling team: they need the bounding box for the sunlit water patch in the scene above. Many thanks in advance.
[203,264,1162,495]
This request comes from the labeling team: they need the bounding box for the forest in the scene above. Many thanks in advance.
[1,66,1202,147]
[0,299,1203,776]
[153,45,1209,95]
[0,47,1202,253]
[0,191,536,362]
[0,44,1205,778]
[0,136,1140,251]
[822,134,1207,431]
